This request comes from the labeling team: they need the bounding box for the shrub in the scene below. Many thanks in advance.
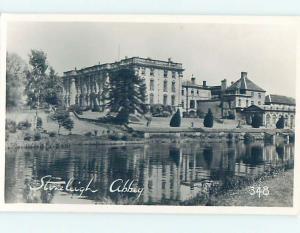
[24,133,32,141]
[244,132,254,143]
[204,109,214,128]
[17,120,32,130]
[276,116,285,129]
[6,119,17,133]
[48,131,56,137]
[121,135,128,141]
[33,132,41,141]
[251,114,262,128]
[62,117,74,134]
[84,131,93,137]
[36,116,43,129]
[170,109,181,127]
[114,108,129,125]
[108,134,119,141]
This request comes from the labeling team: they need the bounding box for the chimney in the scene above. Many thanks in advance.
[203,81,207,87]
[191,77,196,84]
[168,57,172,63]
[231,81,234,85]
[221,79,227,91]
[241,72,247,79]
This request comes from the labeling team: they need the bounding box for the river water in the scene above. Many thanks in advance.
[5,141,294,205]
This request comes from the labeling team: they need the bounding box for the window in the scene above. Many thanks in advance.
[251,92,254,97]
[246,100,249,107]
[238,99,241,107]
[258,101,261,105]
[163,95,168,106]
[150,68,154,76]
[190,100,195,109]
[197,90,199,95]
[150,80,154,91]
[164,70,168,77]
[251,101,254,105]
[182,89,184,95]
[178,71,183,77]
[171,95,175,106]
[172,81,176,92]
[181,101,184,108]
[149,93,154,104]
[258,93,261,98]
[163,80,168,92]
[172,71,176,78]
[191,89,194,95]
[141,67,145,75]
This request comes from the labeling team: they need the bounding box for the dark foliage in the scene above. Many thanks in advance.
[203,109,214,128]
[170,109,181,127]
[251,114,262,128]
[276,116,285,129]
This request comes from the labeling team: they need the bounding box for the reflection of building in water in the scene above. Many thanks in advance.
[5,142,294,204]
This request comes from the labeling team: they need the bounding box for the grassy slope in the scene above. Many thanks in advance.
[213,170,294,207]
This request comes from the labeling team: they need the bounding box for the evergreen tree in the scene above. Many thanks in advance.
[105,68,147,123]
[170,109,181,127]
[44,67,63,106]
[276,116,285,129]
[251,114,262,128]
[204,109,214,128]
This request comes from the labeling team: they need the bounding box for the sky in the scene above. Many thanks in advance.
[6,21,297,97]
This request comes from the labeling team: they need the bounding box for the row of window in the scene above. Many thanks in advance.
[149,94,176,106]
[141,67,181,78]
[150,80,176,92]
[181,89,204,96]
[238,99,261,107]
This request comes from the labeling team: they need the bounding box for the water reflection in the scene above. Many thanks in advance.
[5,141,294,205]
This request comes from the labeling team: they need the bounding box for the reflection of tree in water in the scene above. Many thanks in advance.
[243,145,264,166]
[203,147,213,169]
[276,144,284,160]
[169,146,180,167]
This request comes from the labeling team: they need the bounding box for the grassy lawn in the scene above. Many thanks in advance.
[213,170,294,207]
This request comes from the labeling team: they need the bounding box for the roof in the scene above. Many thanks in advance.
[226,77,265,92]
[265,94,295,106]
[182,80,209,89]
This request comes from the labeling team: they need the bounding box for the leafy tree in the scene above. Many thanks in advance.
[251,114,262,128]
[170,109,181,127]
[44,67,63,106]
[52,109,70,135]
[36,116,43,129]
[6,53,28,109]
[276,116,285,129]
[62,117,74,134]
[25,50,48,108]
[25,50,63,108]
[204,109,214,128]
[104,68,147,123]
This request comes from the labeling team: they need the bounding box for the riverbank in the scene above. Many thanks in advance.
[211,169,294,207]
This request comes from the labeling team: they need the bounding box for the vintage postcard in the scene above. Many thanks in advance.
[0,14,299,214]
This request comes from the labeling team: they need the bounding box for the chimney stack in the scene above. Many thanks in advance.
[241,72,247,79]
[221,79,227,91]
[203,81,207,87]
[191,76,196,84]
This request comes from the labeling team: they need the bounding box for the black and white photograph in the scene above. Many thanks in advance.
[2,15,298,213]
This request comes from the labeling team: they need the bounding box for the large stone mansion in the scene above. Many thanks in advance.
[62,57,295,128]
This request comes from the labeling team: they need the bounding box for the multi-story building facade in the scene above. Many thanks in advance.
[181,76,216,117]
[222,72,266,118]
[62,57,184,111]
